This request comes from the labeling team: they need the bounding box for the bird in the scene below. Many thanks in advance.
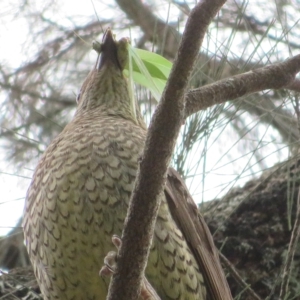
[23,29,232,300]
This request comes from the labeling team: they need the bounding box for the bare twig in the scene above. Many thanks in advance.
[219,253,262,300]
[106,0,226,299]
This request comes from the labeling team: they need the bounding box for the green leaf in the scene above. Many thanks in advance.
[124,46,172,102]
[133,48,172,79]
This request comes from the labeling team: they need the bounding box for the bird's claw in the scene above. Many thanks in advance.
[99,235,161,300]
[99,235,121,277]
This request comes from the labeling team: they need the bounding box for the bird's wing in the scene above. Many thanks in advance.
[165,167,232,300]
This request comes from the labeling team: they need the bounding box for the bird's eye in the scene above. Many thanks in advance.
[76,91,81,104]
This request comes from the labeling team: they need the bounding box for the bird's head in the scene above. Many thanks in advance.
[75,29,143,127]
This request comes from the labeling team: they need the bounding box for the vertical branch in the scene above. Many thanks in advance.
[107,0,226,299]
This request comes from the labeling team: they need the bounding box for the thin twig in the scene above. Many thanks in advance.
[279,189,300,299]
[219,252,262,300]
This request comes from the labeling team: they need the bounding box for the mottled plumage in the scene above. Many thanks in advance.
[23,29,232,300]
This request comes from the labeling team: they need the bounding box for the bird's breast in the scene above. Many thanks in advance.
[24,115,146,299]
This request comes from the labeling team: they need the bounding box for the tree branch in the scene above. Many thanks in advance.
[184,54,300,118]
[106,0,226,299]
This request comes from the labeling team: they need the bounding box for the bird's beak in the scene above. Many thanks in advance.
[97,29,121,71]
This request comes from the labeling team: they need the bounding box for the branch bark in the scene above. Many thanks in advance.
[184,54,300,118]
[106,0,226,299]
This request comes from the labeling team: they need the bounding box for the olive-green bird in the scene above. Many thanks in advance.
[23,29,232,300]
